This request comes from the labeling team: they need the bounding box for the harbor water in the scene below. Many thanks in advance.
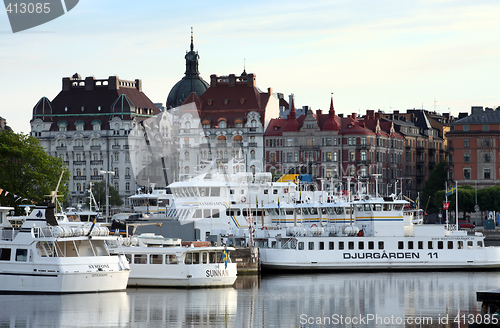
[1,271,499,327]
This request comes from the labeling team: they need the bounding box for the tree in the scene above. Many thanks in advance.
[0,130,70,214]
[87,181,123,209]
[420,161,447,214]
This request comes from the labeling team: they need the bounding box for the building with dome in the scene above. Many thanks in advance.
[166,31,210,110]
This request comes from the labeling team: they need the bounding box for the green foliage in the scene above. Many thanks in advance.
[0,131,69,214]
[420,161,447,213]
[87,181,123,207]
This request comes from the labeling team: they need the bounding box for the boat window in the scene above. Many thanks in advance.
[478,241,483,248]
[348,241,354,250]
[185,253,192,264]
[195,209,202,218]
[216,252,223,262]
[273,189,278,194]
[418,241,423,249]
[468,241,473,249]
[345,208,351,215]
[298,242,304,250]
[134,254,148,264]
[150,254,163,264]
[447,241,453,249]
[192,252,200,264]
[230,189,235,194]
[0,248,11,261]
[202,252,208,264]
[393,204,403,211]
[358,241,364,250]
[364,204,372,211]
[211,188,220,197]
[458,241,463,249]
[356,205,364,212]
[334,207,344,215]
[302,208,310,215]
[204,209,211,218]
[329,242,334,250]
[279,209,285,216]
[15,249,28,262]
[285,209,293,216]
[378,241,384,250]
[428,241,433,249]
[209,252,217,263]
[125,254,132,264]
[368,241,374,250]
[319,242,324,250]
[438,241,443,249]
[383,204,392,211]
[374,204,382,211]
[308,242,314,250]
[296,208,301,215]
[338,242,344,250]
[213,209,220,218]
[310,208,318,215]
[165,255,177,264]
[398,241,404,249]
[408,241,413,250]
[264,189,268,194]
[327,208,335,215]
[321,208,327,215]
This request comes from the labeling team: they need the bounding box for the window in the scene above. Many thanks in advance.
[408,241,413,249]
[333,152,338,162]
[463,125,469,132]
[298,242,304,250]
[368,241,374,250]
[251,150,256,159]
[219,121,226,129]
[329,242,334,250]
[438,241,443,249]
[308,242,314,250]
[464,153,470,163]
[378,241,384,250]
[484,153,491,163]
[484,169,490,180]
[0,248,11,261]
[348,241,354,250]
[326,152,332,161]
[358,241,364,250]
[339,242,344,250]
[16,249,28,262]
[484,139,490,147]
[483,124,489,132]
[448,241,453,249]
[150,254,163,264]
[428,241,433,249]
[464,168,471,180]
[398,241,404,249]
[134,254,147,264]
[166,255,177,264]
[326,138,332,146]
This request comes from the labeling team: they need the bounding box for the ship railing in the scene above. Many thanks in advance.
[0,228,19,241]
[281,238,297,250]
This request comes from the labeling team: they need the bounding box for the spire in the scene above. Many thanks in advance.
[289,95,296,119]
[190,26,194,51]
[329,93,335,117]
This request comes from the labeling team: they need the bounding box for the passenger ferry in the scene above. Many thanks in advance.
[129,188,175,218]
[165,168,500,271]
[109,233,237,287]
[0,203,130,293]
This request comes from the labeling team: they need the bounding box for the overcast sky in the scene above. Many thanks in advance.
[1,0,500,133]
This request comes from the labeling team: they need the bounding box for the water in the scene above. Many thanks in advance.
[1,271,499,327]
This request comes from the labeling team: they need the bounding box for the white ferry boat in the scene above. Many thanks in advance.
[109,233,237,287]
[0,203,130,293]
[129,188,175,218]
[165,169,500,271]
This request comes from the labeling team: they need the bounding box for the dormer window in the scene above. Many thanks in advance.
[219,120,227,129]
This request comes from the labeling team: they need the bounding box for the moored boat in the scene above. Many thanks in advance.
[109,233,237,287]
[0,203,130,293]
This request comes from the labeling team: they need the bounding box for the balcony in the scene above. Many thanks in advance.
[73,176,87,181]
[200,143,211,148]
[123,145,129,150]
[90,146,101,150]
[300,145,320,150]
[248,142,258,147]
[90,160,103,166]
[125,175,131,179]
[112,145,121,150]
[356,144,369,149]
[56,146,67,150]
[73,161,86,166]
[91,176,103,181]
[417,161,425,166]
[73,146,84,151]
[216,143,227,148]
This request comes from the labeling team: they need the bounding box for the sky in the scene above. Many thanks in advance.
[1,0,500,134]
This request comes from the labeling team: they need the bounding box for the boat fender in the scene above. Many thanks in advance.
[241,196,246,203]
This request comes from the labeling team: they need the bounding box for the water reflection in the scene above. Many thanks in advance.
[0,272,499,327]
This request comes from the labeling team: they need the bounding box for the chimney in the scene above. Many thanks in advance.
[394,110,399,114]
[267,87,273,95]
[375,112,381,120]
[108,76,119,90]
[247,73,256,87]
[471,106,484,115]
[228,74,236,87]
[338,113,343,118]
[316,109,322,116]
[458,112,468,120]
[289,94,294,111]
[84,76,95,91]
[366,110,374,119]
[135,79,142,92]
[62,77,71,91]
[352,113,357,120]
[210,74,217,87]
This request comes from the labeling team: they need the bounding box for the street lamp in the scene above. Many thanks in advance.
[99,170,115,222]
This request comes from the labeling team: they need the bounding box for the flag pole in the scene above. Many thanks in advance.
[445,181,448,229]
[455,181,458,229]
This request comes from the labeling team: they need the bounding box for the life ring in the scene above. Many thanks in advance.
[250,227,255,234]
[311,224,317,228]
[241,196,246,203]
[261,226,268,230]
